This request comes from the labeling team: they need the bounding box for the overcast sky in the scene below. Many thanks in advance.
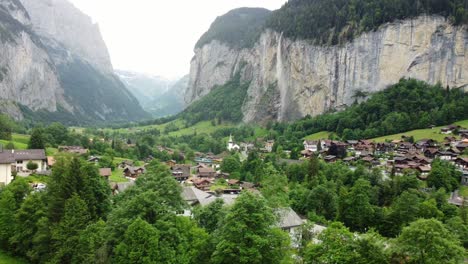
[68,0,286,79]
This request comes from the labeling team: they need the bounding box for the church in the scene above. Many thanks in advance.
[227,135,240,151]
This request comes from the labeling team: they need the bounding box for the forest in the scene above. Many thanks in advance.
[266,0,468,45]
[269,78,468,149]
[0,154,465,263]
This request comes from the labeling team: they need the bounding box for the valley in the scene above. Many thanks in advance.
[0,0,466,263]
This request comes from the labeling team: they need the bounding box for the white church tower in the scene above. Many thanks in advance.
[227,134,240,151]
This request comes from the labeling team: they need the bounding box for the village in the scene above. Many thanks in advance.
[0,124,467,243]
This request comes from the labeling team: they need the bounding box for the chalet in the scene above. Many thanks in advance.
[303,140,319,152]
[166,160,177,167]
[118,160,134,169]
[58,146,88,155]
[361,156,375,163]
[343,157,356,163]
[276,208,303,233]
[47,156,56,169]
[417,166,431,179]
[216,172,230,179]
[462,171,468,186]
[455,158,468,170]
[227,179,240,186]
[240,181,255,190]
[265,140,275,153]
[441,126,457,134]
[424,148,439,158]
[123,166,145,178]
[324,155,337,163]
[456,141,468,152]
[198,167,216,178]
[171,165,191,182]
[87,156,100,163]
[301,149,314,158]
[192,178,213,191]
[99,168,112,181]
[394,164,410,174]
[415,139,436,151]
[437,151,457,161]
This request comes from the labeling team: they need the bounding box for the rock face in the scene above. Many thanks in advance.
[186,16,468,123]
[0,0,148,123]
[20,0,113,72]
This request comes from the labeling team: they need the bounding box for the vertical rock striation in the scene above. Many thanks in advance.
[186,16,468,123]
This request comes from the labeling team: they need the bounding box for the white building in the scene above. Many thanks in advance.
[227,135,240,151]
[303,140,319,152]
[0,149,47,186]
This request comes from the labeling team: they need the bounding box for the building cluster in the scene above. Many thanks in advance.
[302,126,468,185]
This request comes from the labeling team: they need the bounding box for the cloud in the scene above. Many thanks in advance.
[68,0,286,78]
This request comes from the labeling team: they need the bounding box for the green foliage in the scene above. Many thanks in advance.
[220,154,242,174]
[427,159,461,191]
[196,8,271,49]
[114,218,160,264]
[0,114,15,140]
[305,222,389,264]
[194,199,227,233]
[211,192,291,264]
[182,73,250,124]
[26,161,38,171]
[261,163,290,208]
[278,79,468,140]
[395,218,465,263]
[267,0,468,45]
[28,127,45,149]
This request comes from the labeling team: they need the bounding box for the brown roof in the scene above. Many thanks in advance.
[99,168,112,177]
[47,156,56,166]
[199,167,215,173]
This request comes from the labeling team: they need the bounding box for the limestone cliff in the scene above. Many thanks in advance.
[0,0,148,123]
[186,16,468,123]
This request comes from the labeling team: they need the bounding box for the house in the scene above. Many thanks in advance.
[47,156,56,169]
[192,178,214,191]
[0,152,15,186]
[275,207,303,233]
[12,149,47,172]
[441,125,460,134]
[0,149,47,185]
[123,166,146,178]
[171,165,191,182]
[58,146,88,155]
[456,141,468,152]
[99,168,112,181]
[303,140,319,152]
[324,155,337,163]
[87,156,100,163]
[461,171,468,186]
[417,166,431,179]
[264,140,275,153]
[118,160,134,169]
[455,158,468,170]
[166,160,177,167]
[198,167,216,178]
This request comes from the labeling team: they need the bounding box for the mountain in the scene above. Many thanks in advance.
[115,70,174,106]
[116,71,187,118]
[0,0,149,124]
[185,1,468,124]
[145,75,188,118]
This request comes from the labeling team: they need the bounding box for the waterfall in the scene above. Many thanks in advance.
[276,32,288,121]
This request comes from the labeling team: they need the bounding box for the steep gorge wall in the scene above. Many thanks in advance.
[186,16,468,123]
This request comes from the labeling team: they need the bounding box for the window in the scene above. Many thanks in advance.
[17,160,23,164]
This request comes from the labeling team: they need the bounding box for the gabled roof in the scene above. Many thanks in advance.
[275,208,303,229]
[0,152,15,164]
[13,149,46,161]
[99,168,112,177]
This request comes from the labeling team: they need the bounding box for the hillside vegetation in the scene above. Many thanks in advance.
[267,0,468,45]
[196,0,467,49]
[270,78,467,148]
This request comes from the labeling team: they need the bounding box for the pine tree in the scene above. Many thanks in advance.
[28,127,45,149]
